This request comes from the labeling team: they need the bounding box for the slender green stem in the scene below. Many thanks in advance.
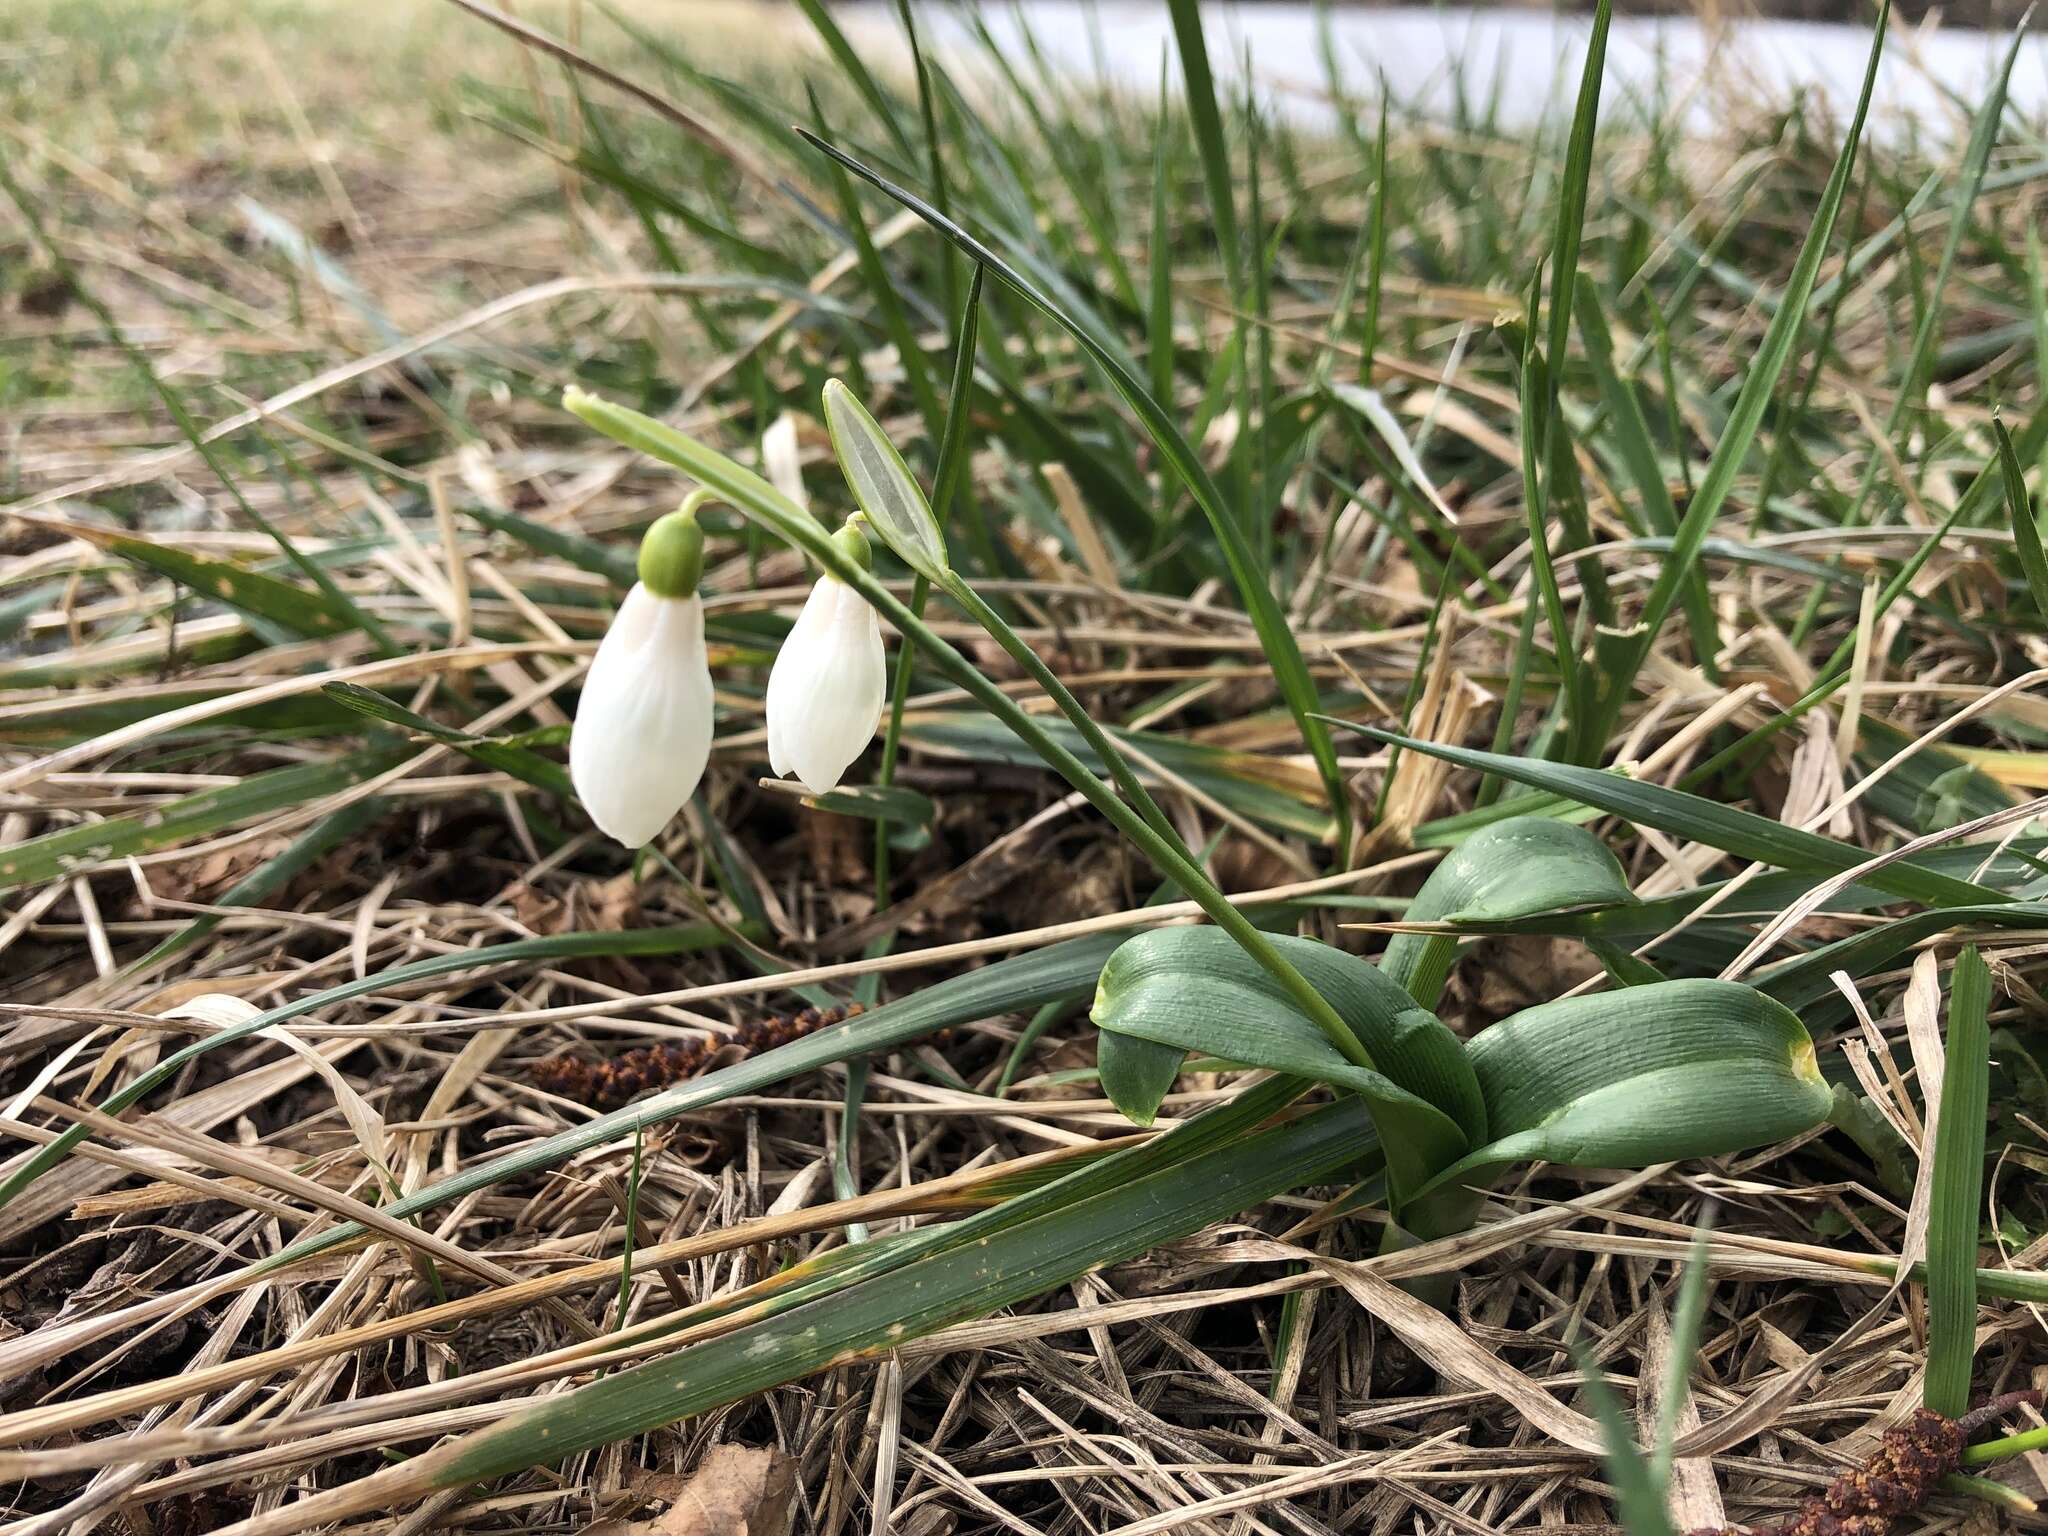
[613,1129,645,1336]
[1966,1424,2048,1466]
[1943,1473,2034,1513]
[565,391,1376,1073]
[873,575,930,909]
[942,573,1187,857]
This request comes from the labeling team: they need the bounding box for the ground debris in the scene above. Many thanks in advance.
[530,1004,861,1109]
[586,1446,797,1536]
[1695,1397,2043,1536]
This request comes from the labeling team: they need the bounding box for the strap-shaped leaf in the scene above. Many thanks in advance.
[285,1097,1380,1518]
[1379,816,1635,1008]
[1419,979,1829,1198]
[1092,928,1481,1199]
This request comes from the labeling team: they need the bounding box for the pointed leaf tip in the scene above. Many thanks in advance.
[822,380,949,582]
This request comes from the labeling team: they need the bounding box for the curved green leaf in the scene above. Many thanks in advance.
[1097,1028,1188,1127]
[1379,816,1635,1008]
[1092,927,1481,1200]
[1421,979,1829,1198]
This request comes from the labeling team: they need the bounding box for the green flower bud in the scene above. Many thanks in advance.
[637,504,706,598]
[830,516,874,574]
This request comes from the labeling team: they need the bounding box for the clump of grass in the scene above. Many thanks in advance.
[1,2,2046,1533]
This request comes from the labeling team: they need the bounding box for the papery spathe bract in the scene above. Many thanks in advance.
[766,571,887,795]
[822,379,949,582]
[570,582,715,847]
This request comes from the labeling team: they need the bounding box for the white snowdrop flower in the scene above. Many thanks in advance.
[766,520,887,795]
[570,506,713,848]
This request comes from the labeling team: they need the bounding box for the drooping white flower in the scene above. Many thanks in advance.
[766,525,886,794]
[570,508,714,848]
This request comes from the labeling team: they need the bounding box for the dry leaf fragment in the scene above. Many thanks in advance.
[588,1446,797,1536]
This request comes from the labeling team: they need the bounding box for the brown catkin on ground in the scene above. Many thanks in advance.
[529,1004,863,1109]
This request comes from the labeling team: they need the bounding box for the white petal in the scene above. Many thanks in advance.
[764,578,887,794]
[570,585,714,847]
[767,698,793,779]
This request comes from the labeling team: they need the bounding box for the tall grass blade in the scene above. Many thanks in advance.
[1586,0,1891,748]
[1925,945,1992,1416]
[796,129,1353,853]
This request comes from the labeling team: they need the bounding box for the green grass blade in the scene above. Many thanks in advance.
[237,935,1126,1275]
[379,1098,1376,1505]
[0,748,407,893]
[1577,286,1719,671]
[791,0,911,156]
[795,129,1352,854]
[1338,725,2003,909]
[1147,58,1176,409]
[1925,945,1992,1417]
[1164,0,1239,299]
[49,519,362,640]
[1585,0,1890,748]
[1579,1353,1678,1536]
[323,683,573,798]
[1996,417,2048,620]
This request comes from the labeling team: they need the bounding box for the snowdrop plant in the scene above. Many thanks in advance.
[126,371,1864,1528]
[562,376,1835,1215]
[765,518,887,794]
[568,500,714,848]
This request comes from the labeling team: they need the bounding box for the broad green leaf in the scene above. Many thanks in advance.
[1421,979,1830,1197]
[1096,1029,1188,1127]
[1925,946,1991,1416]
[1379,816,1635,1008]
[1092,927,1480,1201]
[823,379,950,581]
